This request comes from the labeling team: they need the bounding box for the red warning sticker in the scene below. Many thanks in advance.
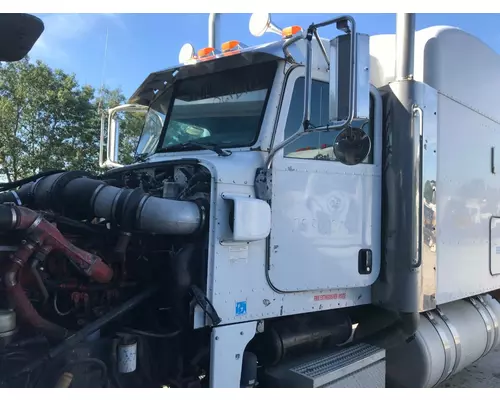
[314,293,346,301]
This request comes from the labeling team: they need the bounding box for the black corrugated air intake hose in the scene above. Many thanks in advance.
[0,171,206,235]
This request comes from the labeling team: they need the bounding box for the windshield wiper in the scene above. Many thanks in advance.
[157,142,232,157]
[134,153,150,163]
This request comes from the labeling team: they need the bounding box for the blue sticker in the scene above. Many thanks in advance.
[235,301,247,316]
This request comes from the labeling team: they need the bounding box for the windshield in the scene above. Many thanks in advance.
[136,61,277,156]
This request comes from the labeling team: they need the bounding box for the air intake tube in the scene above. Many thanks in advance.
[9,172,205,235]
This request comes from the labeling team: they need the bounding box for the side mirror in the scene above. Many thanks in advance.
[265,15,370,169]
[329,32,370,122]
[99,104,149,169]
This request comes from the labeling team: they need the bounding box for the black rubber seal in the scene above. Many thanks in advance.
[191,198,209,235]
[120,188,146,231]
[112,189,134,227]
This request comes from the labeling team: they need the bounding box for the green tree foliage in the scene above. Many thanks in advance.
[118,112,145,165]
[0,57,145,181]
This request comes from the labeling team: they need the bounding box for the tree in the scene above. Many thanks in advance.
[0,57,146,181]
[118,112,145,165]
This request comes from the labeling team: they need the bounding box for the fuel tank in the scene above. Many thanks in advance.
[385,294,500,387]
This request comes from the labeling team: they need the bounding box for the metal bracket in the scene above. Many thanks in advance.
[435,307,461,378]
[425,311,452,386]
[476,295,500,350]
[254,168,272,201]
[468,296,495,359]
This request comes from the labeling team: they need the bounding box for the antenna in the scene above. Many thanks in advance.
[97,27,109,113]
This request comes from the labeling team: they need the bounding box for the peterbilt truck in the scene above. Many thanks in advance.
[0,12,499,388]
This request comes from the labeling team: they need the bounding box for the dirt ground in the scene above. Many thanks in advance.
[438,346,500,388]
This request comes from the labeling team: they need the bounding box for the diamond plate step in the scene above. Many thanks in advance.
[263,343,386,388]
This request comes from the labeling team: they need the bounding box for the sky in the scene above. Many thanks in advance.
[28,13,500,100]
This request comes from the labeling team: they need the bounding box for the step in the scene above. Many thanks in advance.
[263,342,386,388]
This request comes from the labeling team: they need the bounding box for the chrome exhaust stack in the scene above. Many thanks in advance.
[395,13,416,81]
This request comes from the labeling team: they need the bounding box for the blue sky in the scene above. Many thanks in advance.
[29,13,500,100]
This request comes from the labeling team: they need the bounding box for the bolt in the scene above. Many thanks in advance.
[235,354,240,360]
[240,331,244,335]
[215,336,219,340]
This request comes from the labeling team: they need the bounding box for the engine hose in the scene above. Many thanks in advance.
[0,183,35,205]
[3,242,69,341]
[0,204,114,340]
[0,169,64,192]
[0,204,113,283]
[5,171,205,235]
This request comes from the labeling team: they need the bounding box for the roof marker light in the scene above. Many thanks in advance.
[221,40,247,56]
[281,25,302,39]
[197,47,216,59]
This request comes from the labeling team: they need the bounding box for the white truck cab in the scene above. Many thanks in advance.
[95,13,500,388]
[3,13,500,389]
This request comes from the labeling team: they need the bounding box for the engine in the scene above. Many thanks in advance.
[0,162,213,388]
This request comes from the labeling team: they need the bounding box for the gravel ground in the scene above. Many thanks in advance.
[438,346,500,388]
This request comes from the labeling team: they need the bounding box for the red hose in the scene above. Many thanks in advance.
[35,218,113,283]
[2,205,114,340]
[3,241,68,340]
[14,206,113,283]
[7,284,68,339]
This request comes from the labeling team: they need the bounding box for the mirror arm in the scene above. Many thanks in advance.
[303,28,313,131]
[282,32,305,61]
[99,112,106,168]
[265,16,357,170]
[313,29,330,67]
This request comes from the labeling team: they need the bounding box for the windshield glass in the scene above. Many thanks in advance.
[136,88,171,155]
[136,61,277,156]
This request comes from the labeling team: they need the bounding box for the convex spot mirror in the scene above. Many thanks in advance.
[333,125,372,166]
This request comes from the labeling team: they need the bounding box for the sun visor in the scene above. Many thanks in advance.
[128,41,286,106]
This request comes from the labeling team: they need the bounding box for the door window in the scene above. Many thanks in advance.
[283,77,373,164]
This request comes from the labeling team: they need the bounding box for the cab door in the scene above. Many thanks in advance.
[267,67,382,292]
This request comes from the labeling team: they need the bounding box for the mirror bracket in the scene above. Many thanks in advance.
[265,15,362,170]
[99,104,148,169]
